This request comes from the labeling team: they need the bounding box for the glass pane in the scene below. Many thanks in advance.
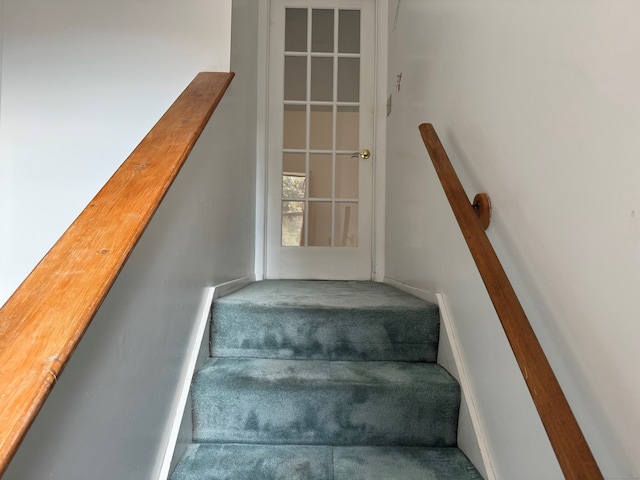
[309,154,332,198]
[282,152,306,200]
[285,56,307,101]
[338,57,360,102]
[339,10,360,54]
[283,105,306,149]
[309,106,333,150]
[283,153,305,175]
[308,202,332,246]
[336,106,359,151]
[283,174,306,199]
[311,57,333,102]
[312,9,334,53]
[335,202,358,247]
[336,154,358,199]
[282,201,305,246]
[285,8,307,52]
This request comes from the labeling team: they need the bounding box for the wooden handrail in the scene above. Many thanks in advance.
[419,123,603,479]
[0,72,234,476]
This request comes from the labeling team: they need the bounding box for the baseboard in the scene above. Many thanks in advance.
[383,277,496,480]
[435,293,497,480]
[213,275,256,300]
[382,276,437,303]
[157,275,255,480]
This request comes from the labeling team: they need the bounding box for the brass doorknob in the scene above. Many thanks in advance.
[351,149,371,159]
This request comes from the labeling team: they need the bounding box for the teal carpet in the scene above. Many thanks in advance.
[171,280,483,479]
[210,280,440,362]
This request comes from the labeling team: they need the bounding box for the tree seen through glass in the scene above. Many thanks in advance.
[282,174,306,246]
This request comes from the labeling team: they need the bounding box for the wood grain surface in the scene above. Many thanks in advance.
[419,123,603,480]
[0,72,234,475]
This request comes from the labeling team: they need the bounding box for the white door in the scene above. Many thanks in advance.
[266,0,375,280]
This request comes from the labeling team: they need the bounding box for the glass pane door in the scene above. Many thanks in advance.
[281,7,361,248]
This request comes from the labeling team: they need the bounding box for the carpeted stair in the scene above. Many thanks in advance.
[171,280,483,479]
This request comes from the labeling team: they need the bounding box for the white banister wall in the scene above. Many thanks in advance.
[0,0,232,307]
[385,1,640,479]
[2,0,260,478]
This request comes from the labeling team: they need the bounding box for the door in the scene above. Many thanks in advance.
[266,0,375,280]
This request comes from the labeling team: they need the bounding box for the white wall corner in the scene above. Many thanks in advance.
[219,0,233,72]
[255,0,271,281]
[383,277,496,480]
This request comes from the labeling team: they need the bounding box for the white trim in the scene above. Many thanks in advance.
[382,276,497,480]
[157,275,255,479]
[372,0,388,282]
[213,275,256,299]
[255,0,271,281]
[382,276,437,303]
[157,286,214,480]
[436,292,497,480]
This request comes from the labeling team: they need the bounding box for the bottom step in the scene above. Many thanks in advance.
[171,444,482,480]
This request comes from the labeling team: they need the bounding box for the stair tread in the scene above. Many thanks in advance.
[193,358,460,447]
[197,357,457,387]
[171,444,482,480]
[215,280,432,310]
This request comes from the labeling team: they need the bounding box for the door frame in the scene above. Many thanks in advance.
[255,0,388,281]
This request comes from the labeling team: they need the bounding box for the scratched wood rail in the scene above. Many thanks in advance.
[0,72,234,475]
[419,123,603,480]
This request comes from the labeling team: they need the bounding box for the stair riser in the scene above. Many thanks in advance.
[211,304,440,362]
[193,363,459,447]
[172,444,482,480]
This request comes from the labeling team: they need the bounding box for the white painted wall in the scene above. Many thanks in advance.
[0,0,4,124]
[0,0,232,306]
[385,1,640,479]
[4,105,257,479]
[3,0,260,478]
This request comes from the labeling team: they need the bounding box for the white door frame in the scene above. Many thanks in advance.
[255,0,388,282]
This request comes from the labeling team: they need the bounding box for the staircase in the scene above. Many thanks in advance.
[170,280,482,479]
